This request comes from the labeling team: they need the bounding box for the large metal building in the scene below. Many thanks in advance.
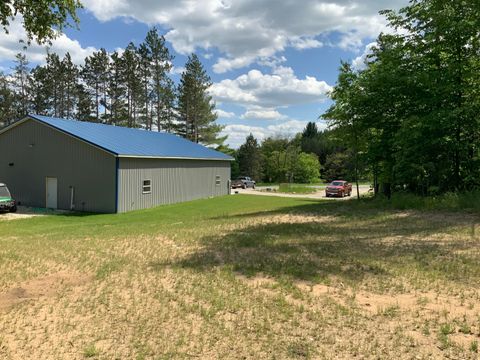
[0,115,232,213]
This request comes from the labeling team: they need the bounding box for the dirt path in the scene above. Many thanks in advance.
[0,206,68,221]
[232,185,371,200]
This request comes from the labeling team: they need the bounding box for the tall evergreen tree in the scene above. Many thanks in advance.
[122,43,141,128]
[12,53,30,118]
[158,77,176,132]
[137,43,152,130]
[143,27,174,132]
[29,65,50,115]
[45,53,62,117]
[177,54,225,145]
[61,53,78,119]
[82,49,109,122]
[237,134,263,181]
[0,72,16,126]
[107,51,126,125]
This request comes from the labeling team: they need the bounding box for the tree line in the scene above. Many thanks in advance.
[229,122,359,185]
[0,28,224,146]
[323,0,480,197]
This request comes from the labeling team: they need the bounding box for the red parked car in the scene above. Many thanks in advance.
[325,180,352,197]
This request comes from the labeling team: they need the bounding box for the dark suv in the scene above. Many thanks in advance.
[0,183,17,212]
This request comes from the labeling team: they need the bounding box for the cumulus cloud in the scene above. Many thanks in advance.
[210,66,332,110]
[216,109,236,118]
[290,37,323,50]
[352,42,377,70]
[241,108,287,120]
[82,0,408,72]
[222,120,327,148]
[0,17,97,66]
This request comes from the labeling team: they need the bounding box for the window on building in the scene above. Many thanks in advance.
[215,175,221,186]
[142,180,152,194]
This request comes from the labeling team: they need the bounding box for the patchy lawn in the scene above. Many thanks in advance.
[0,195,479,359]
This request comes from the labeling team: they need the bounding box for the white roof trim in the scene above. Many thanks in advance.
[117,155,233,161]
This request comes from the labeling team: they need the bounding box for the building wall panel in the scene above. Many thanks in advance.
[0,119,116,213]
[118,158,231,212]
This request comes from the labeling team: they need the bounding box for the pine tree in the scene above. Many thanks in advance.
[76,83,93,122]
[0,73,16,126]
[107,51,126,125]
[143,27,174,132]
[61,53,78,119]
[237,134,262,181]
[82,48,109,122]
[158,77,176,132]
[29,65,50,115]
[45,53,62,117]
[137,43,152,129]
[121,43,142,128]
[177,54,225,145]
[12,53,30,118]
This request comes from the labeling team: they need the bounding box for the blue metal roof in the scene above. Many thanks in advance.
[26,115,233,161]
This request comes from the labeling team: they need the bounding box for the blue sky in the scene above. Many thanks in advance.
[0,0,407,147]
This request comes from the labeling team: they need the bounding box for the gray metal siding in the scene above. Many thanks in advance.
[118,158,231,212]
[0,119,116,213]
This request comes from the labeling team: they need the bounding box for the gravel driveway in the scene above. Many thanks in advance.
[231,185,371,200]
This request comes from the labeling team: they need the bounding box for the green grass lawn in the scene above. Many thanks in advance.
[0,194,479,359]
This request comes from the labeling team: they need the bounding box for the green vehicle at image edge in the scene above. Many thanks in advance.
[0,183,17,213]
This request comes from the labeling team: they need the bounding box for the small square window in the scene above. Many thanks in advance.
[215,175,221,186]
[142,179,151,194]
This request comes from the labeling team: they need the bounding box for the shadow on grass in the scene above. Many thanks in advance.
[210,193,480,223]
[154,203,479,287]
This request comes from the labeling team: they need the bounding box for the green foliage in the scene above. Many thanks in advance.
[83,344,99,358]
[216,144,240,178]
[233,128,324,184]
[471,340,478,353]
[0,0,82,44]
[300,122,337,165]
[0,73,15,127]
[292,152,320,183]
[278,183,316,194]
[143,27,174,132]
[177,54,225,146]
[236,134,262,181]
[82,49,109,122]
[323,152,353,182]
[323,0,480,195]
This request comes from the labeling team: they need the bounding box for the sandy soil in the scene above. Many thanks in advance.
[0,271,93,311]
[0,206,69,221]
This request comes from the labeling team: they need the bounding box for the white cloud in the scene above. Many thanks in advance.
[216,109,236,118]
[241,108,287,120]
[210,66,332,109]
[82,0,408,72]
[222,120,327,148]
[290,37,323,50]
[0,17,97,66]
[170,66,185,75]
[352,42,376,70]
[222,124,270,148]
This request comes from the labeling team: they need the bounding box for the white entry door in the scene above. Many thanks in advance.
[46,177,58,209]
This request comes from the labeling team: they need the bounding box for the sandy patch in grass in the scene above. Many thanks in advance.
[0,271,93,311]
[0,212,41,221]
